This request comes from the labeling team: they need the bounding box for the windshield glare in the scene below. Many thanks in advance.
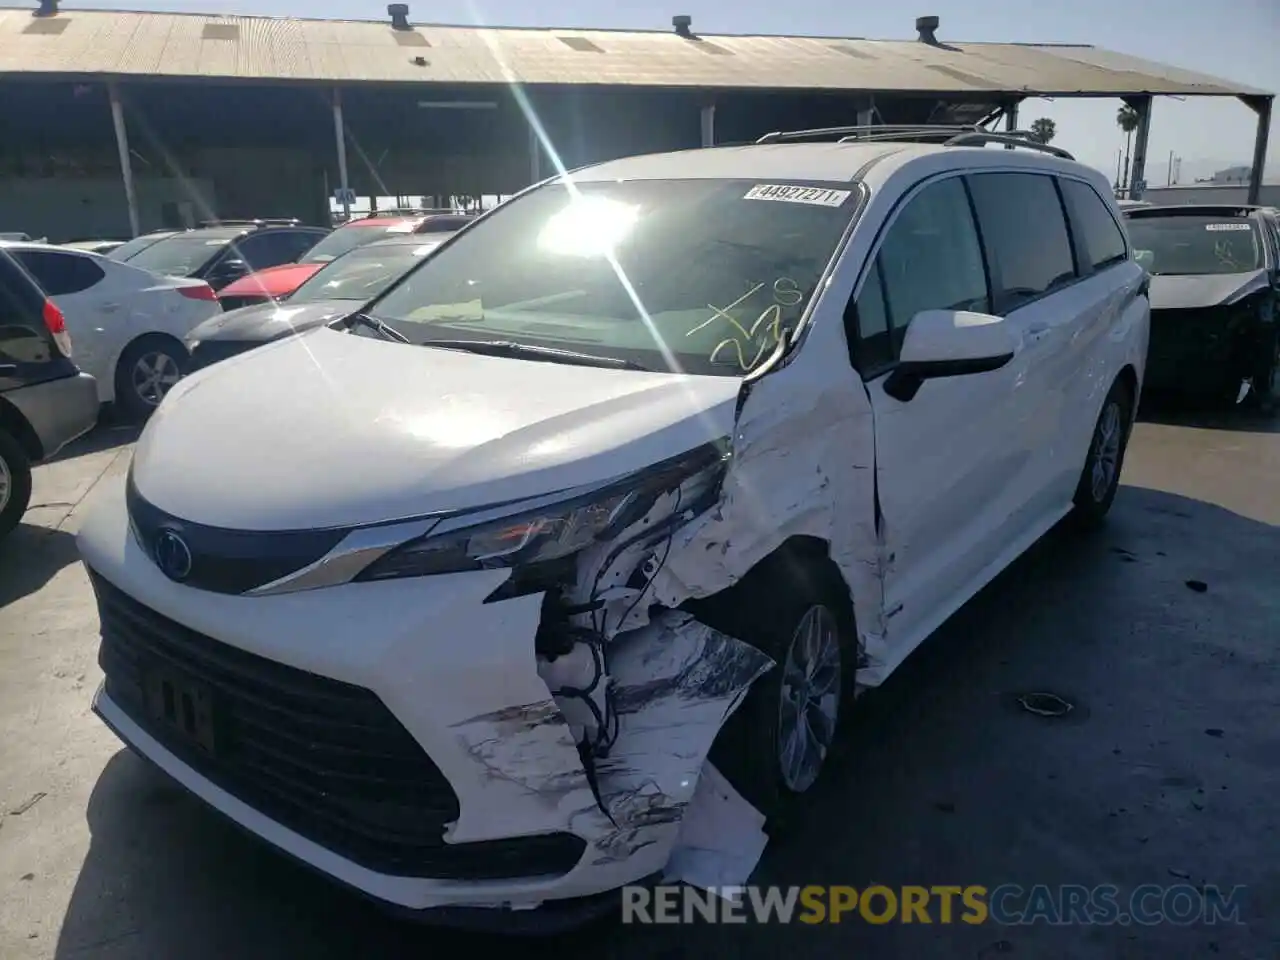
[303,223,413,264]
[291,240,444,304]
[367,179,861,376]
[125,234,234,276]
[1127,215,1263,275]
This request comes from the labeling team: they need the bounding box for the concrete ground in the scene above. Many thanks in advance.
[0,403,1276,960]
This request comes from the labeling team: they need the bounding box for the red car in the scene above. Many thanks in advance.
[215,212,474,310]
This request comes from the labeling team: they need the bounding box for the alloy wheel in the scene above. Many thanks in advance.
[132,351,182,407]
[777,604,842,793]
[0,453,10,514]
[1090,400,1123,503]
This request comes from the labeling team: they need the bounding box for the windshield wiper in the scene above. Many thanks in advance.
[344,312,410,343]
[418,339,649,371]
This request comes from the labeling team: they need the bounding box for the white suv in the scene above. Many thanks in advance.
[78,127,1148,927]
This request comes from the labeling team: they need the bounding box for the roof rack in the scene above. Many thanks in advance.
[754,124,1075,160]
[197,218,303,228]
[358,208,470,219]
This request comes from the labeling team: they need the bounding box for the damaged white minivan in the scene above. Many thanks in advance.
[79,128,1149,928]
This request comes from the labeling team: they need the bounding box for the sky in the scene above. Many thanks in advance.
[69,0,1280,186]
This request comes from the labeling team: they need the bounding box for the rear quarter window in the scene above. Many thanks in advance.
[13,249,106,296]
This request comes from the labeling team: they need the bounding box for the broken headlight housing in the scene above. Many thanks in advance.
[355,441,730,582]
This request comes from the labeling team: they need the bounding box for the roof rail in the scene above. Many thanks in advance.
[197,218,304,228]
[754,124,1076,160]
[943,131,1075,160]
[756,124,978,144]
[358,208,469,219]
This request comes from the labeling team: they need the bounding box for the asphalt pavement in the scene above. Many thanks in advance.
[0,402,1276,960]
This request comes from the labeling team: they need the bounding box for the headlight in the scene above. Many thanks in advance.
[184,339,200,352]
[355,442,728,582]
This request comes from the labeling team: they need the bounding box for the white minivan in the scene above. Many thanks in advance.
[78,127,1149,928]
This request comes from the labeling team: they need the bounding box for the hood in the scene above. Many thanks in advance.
[186,299,353,343]
[133,328,742,530]
[217,262,323,299]
[1149,270,1270,311]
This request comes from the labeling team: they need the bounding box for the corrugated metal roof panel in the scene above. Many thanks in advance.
[0,9,1269,97]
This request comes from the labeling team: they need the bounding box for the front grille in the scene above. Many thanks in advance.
[188,339,259,370]
[217,294,270,312]
[91,571,586,880]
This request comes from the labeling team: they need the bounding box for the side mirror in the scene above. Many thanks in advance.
[210,258,247,285]
[884,309,1019,403]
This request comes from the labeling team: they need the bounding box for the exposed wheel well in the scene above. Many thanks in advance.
[683,534,856,639]
[1116,364,1139,412]
[0,397,43,461]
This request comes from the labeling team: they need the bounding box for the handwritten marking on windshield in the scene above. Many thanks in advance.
[689,277,804,372]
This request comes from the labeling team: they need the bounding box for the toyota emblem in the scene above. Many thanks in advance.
[154,529,193,582]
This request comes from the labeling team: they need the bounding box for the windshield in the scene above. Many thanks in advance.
[291,239,446,304]
[302,222,416,264]
[367,179,861,376]
[107,233,169,261]
[1127,215,1263,275]
[125,234,235,276]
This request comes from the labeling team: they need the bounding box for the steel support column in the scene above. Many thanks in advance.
[332,88,352,221]
[1124,95,1152,201]
[1240,95,1273,206]
[107,83,140,238]
[700,104,716,147]
[1003,100,1019,149]
[528,123,541,184]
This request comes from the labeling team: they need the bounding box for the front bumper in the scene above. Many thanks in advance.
[5,371,98,460]
[77,473,769,916]
[1145,307,1259,395]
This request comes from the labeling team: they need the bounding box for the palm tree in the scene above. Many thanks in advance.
[1116,104,1140,196]
[1029,118,1056,145]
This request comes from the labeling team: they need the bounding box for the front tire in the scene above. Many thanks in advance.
[1071,378,1134,527]
[700,557,857,823]
[115,337,188,421]
[0,429,33,542]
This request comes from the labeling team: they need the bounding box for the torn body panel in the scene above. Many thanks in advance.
[649,369,891,683]
[452,610,772,899]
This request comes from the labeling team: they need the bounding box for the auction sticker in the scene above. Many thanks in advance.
[743,184,851,207]
[1205,223,1251,231]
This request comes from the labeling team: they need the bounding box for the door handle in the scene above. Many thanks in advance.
[101,303,121,312]
[1026,322,1050,336]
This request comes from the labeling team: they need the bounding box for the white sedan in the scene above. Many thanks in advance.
[0,241,222,419]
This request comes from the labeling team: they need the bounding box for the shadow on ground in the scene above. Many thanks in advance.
[45,419,141,464]
[55,487,1279,960]
[0,523,79,607]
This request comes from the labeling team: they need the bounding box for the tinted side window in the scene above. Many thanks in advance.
[230,232,292,270]
[280,230,325,261]
[1060,179,1128,271]
[851,176,988,374]
[968,173,1076,311]
[13,250,106,296]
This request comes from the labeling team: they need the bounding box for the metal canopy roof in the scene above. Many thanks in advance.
[0,7,1271,98]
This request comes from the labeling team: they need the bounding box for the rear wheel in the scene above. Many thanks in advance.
[1071,378,1134,527]
[0,429,33,541]
[115,337,188,421]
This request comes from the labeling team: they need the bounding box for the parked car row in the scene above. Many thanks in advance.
[0,210,480,542]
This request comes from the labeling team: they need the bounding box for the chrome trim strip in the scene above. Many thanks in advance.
[245,517,440,596]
